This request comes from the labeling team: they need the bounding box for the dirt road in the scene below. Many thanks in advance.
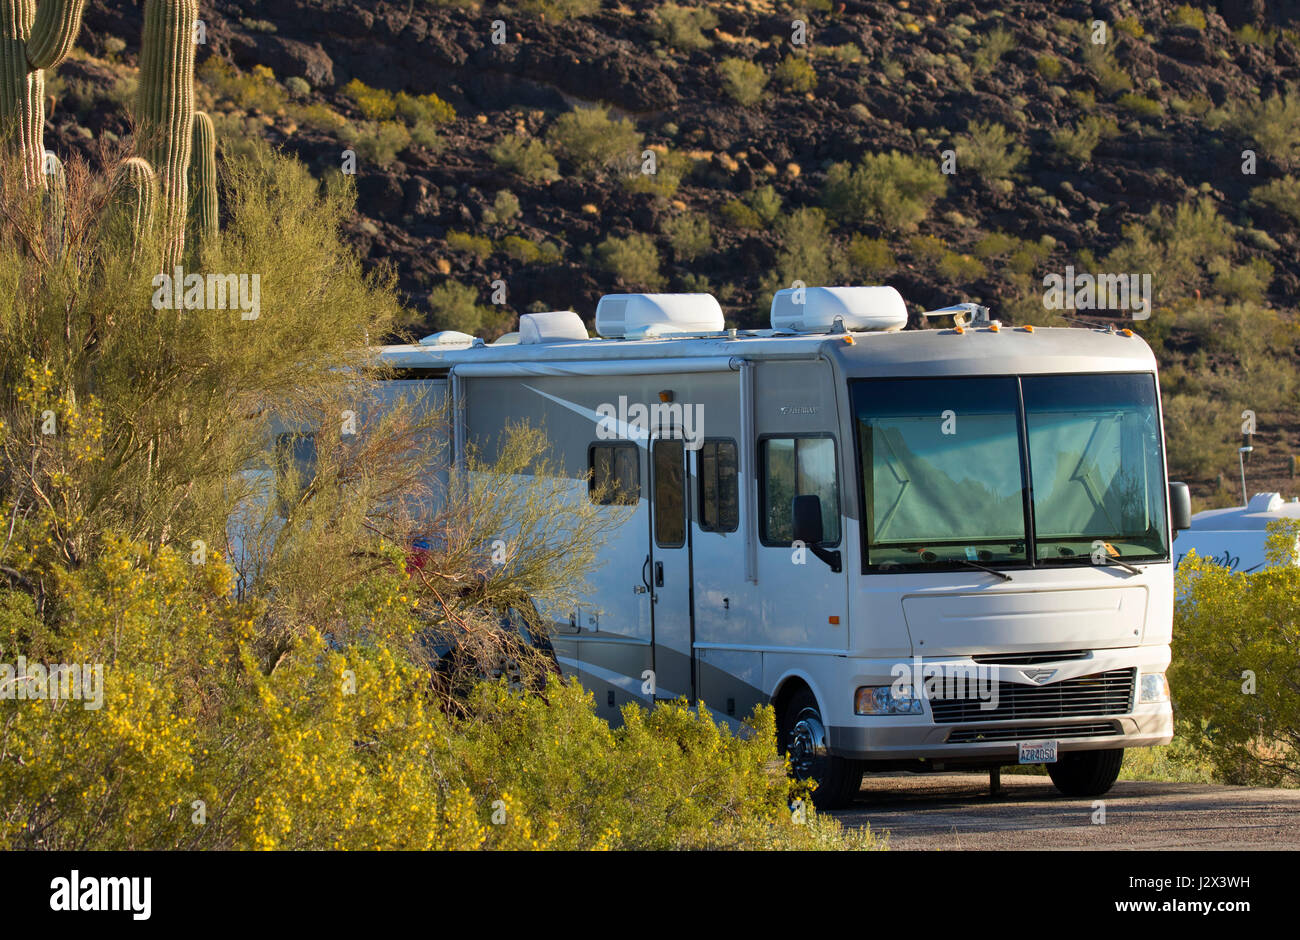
[830,772,1300,850]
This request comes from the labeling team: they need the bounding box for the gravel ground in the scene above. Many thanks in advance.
[829,772,1300,850]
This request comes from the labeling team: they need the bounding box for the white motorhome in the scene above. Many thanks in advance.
[1173,492,1300,573]
[375,287,1185,807]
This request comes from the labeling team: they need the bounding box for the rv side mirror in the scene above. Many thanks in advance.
[1169,482,1192,533]
[792,495,825,545]
[791,495,841,573]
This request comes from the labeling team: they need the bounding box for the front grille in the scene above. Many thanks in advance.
[929,668,1135,724]
[947,721,1122,743]
[970,650,1091,665]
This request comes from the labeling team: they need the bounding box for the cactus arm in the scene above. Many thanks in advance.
[136,0,197,269]
[190,109,217,245]
[26,0,85,70]
[1,1,42,185]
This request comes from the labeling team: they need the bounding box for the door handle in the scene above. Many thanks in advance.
[655,561,664,587]
[641,554,652,592]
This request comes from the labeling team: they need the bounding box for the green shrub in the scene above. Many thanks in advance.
[718,58,768,107]
[846,234,897,278]
[546,106,643,177]
[1250,175,1300,222]
[491,190,521,223]
[625,149,695,200]
[342,77,397,120]
[974,232,1017,258]
[1036,55,1063,79]
[1170,5,1207,30]
[973,26,1015,73]
[597,233,664,289]
[429,281,492,332]
[489,134,561,182]
[1222,85,1300,167]
[1118,92,1163,119]
[773,55,817,92]
[394,90,456,125]
[1115,17,1146,39]
[1104,197,1232,304]
[197,58,287,112]
[823,151,948,232]
[351,120,411,166]
[1172,524,1300,786]
[285,76,311,97]
[650,3,717,51]
[500,235,540,262]
[937,251,987,282]
[515,0,599,19]
[773,207,840,287]
[720,199,761,229]
[1051,115,1120,162]
[662,212,712,261]
[1081,40,1133,95]
[1210,257,1273,302]
[720,185,782,230]
[446,230,494,259]
[409,120,445,152]
[955,120,1026,181]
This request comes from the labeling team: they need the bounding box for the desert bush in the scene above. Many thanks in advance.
[446,230,493,258]
[500,235,559,264]
[351,120,412,166]
[626,149,695,200]
[409,120,444,152]
[650,3,717,51]
[1250,175,1300,222]
[1051,114,1120,163]
[973,26,1015,73]
[1036,55,1063,79]
[1170,4,1208,30]
[198,58,287,113]
[955,120,1026,182]
[772,208,840,289]
[489,134,560,182]
[428,281,493,333]
[547,106,643,177]
[1115,17,1145,38]
[342,77,398,120]
[294,101,348,132]
[773,55,817,92]
[1081,39,1133,95]
[720,184,781,230]
[661,212,712,261]
[1104,197,1232,304]
[394,90,456,125]
[846,235,897,279]
[491,190,521,223]
[937,251,987,282]
[597,233,663,289]
[1209,257,1273,302]
[718,58,768,107]
[1172,522,1300,786]
[515,0,599,19]
[1118,92,1163,119]
[823,151,948,232]
[1219,85,1300,167]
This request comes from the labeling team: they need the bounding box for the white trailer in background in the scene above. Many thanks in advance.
[374,287,1186,807]
[1173,492,1300,573]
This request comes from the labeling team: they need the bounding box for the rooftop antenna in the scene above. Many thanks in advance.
[1239,430,1254,507]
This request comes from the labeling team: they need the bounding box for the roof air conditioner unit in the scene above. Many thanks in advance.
[595,293,725,339]
[770,285,908,333]
[518,310,588,344]
[419,330,476,346]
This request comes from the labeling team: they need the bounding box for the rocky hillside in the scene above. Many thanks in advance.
[47,0,1300,501]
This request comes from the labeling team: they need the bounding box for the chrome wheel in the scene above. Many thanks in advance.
[787,707,829,781]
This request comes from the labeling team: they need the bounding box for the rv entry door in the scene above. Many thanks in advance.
[649,434,695,701]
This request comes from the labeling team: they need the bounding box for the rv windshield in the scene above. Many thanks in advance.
[852,373,1168,571]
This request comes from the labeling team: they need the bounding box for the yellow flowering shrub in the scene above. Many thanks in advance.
[0,537,880,850]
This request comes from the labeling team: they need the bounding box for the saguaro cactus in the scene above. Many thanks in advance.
[189,108,217,246]
[135,0,197,269]
[0,0,88,187]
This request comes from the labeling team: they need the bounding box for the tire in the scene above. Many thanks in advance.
[1047,748,1124,797]
[779,688,864,810]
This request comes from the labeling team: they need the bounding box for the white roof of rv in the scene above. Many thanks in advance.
[377,326,1157,375]
[1187,492,1300,531]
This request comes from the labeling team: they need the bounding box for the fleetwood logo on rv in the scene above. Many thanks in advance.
[595,395,705,451]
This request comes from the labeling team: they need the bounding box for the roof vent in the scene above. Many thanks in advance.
[595,293,725,339]
[771,285,908,333]
[1247,492,1285,513]
[419,330,476,347]
[519,310,588,344]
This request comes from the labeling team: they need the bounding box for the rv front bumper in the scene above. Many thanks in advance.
[827,704,1173,762]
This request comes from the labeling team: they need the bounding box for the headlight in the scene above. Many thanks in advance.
[855,685,924,716]
[1139,672,1170,704]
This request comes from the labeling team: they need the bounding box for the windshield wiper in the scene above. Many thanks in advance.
[958,559,1013,582]
[1099,555,1142,575]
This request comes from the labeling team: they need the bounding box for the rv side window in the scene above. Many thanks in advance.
[589,442,639,505]
[653,439,687,548]
[698,439,739,533]
[760,436,840,546]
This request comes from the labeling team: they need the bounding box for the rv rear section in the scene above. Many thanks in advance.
[377,288,1179,807]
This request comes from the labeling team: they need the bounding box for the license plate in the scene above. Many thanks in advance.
[1018,740,1058,764]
